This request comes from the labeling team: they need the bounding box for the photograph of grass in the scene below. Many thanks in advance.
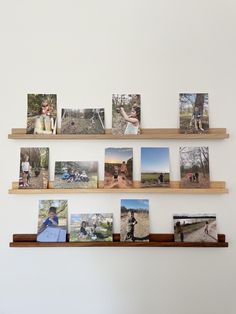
[112,94,141,135]
[19,147,49,189]
[54,161,98,189]
[27,94,57,134]
[173,214,217,243]
[61,108,105,134]
[69,213,113,242]
[179,93,209,134]
[37,200,68,242]
[104,148,133,188]
[120,199,149,242]
[180,147,210,188]
[141,147,170,188]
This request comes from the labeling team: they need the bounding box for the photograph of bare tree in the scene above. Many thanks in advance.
[180,147,210,188]
[179,93,209,134]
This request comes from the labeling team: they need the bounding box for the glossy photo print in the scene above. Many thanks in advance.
[61,108,105,134]
[112,94,141,135]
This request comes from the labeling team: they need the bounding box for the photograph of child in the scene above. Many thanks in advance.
[69,213,113,242]
[37,200,68,242]
[141,147,170,188]
[180,147,210,188]
[173,214,217,242]
[61,108,105,134]
[27,94,57,134]
[54,161,98,189]
[120,199,149,242]
[179,93,209,134]
[104,148,133,188]
[112,94,141,135]
[18,147,49,189]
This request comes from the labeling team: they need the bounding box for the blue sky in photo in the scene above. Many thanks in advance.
[105,147,133,163]
[121,199,149,210]
[141,147,170,172]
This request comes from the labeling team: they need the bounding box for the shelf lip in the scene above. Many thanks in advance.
[9,233,228,248]
[8,181,228,194]
[8,128,229,140]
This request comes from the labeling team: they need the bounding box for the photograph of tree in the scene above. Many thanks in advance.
[54,161,98,189]
[112,94,141,135]
[69,213,113,242]
[19,147,49,189]
[120,199,149,242]
[61,108,105,134]
[27,94,57,134]
[180,147,210,188]
[37,200,68,243]
[104,148,133,188]
[141,147,170,188]
[173,214,217,243]
[179,93,209,134]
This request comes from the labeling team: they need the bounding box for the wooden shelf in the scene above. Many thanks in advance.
[8,128,229,140]
[8,181,228,194]
[9,233,228,247]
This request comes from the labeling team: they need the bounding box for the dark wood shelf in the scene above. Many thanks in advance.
[9,233,228,248]
[8,128,229,140]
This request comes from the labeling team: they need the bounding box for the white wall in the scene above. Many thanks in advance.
[0,0,236,313]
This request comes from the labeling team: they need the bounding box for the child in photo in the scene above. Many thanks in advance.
[118,105,140,134]
[21,154,31,187]
[38,206,59,233]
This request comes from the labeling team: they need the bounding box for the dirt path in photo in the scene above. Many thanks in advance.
[184,222,217,242]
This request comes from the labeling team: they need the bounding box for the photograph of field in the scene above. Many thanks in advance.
[120,199,149,242]
[180,147,210,188]
[19,147,49,189]
[61,108,105,134]
[141,147,170,188]
[37,200,68,242]
[112,94,141,135]
[179,93,209,134]
[54,161,98,189]
[69,213,113,242]
[173,214,217,243]
[104,148,133,188]
[27,94,57,134]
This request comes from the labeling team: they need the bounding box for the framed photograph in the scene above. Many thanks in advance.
[70,213,113,242]
[19,147,49,189]
[141,147,170,188]
[173,214,217,242]
[104,148,133,188]
[112,94,141,135]
[37,200,68,242]
[61,108,105,134]
[180,147,210,188]
[179,93,209,134]
[54,161,98,189]
[27,94,57,134]
[120,199,149,242]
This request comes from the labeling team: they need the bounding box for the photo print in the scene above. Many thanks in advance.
[179,93,209,134]
[27,94,57,134]
[141,147,170,188]
[61,108,105,134]
[37,200,68,242]
[112,94,141,135]
[70,213,113,242]
[19,147,49,189]
[104,148,133,188]
[120,199,149,242]
[173,214,217,243]
[54,161,98,189]
[180,147,210,188]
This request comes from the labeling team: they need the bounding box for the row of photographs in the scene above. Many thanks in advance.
[19,147,210,189]
[26,93,209,135]
[37,199,218,243]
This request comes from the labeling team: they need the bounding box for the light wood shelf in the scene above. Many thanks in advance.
[8,128,229,140]
[8,181,228,194]
[9,233,228,248]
